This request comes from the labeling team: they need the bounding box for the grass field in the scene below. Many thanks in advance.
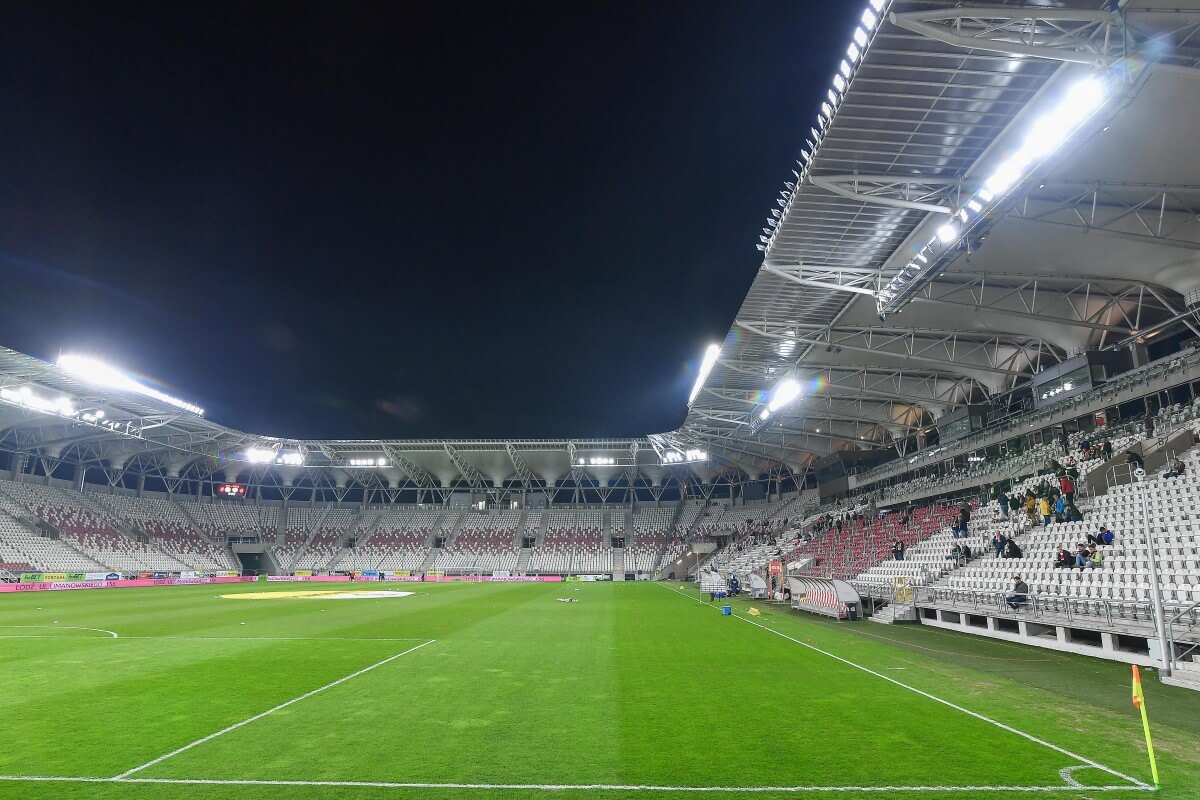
[1,580,1198,800]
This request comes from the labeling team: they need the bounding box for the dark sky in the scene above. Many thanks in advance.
[0,1,861,440]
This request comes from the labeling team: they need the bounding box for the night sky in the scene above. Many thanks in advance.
[0,2,861,440]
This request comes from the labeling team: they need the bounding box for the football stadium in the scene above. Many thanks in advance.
[5,2,1200,799]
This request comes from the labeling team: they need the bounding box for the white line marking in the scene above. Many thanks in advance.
[660,585,1152,791]
[1059,766,1087,788]
[0,776,1156,791]
[0,625,118,638]
[0,635,429,642]
[112,639,436,779]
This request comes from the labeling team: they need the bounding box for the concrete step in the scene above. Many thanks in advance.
[1162,669,1200,692]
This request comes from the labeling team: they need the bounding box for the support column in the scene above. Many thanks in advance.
[136,473,146,498]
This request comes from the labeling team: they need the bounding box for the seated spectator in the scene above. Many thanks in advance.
[1053,547,1074,569]
[1073,544,1090,568]
[1002,539,1023,559]
[1125,450,1145,471]
[1062,500,1084,522]
[1079,544,1104,570]
[1006,575,1029,611]
[1087,526,1115,546]
[947,543,965,564]
[1164,458,1186,479]
[991,531,1008,557]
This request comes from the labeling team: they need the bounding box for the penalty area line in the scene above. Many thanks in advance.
[659,584,1152,792]
[0,776,1157,792]
[111,638,436,780]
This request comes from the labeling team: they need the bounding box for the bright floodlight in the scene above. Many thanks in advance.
[767,378,802,413]
[935,223,958,244]
[1062,76,1106,120]
[58,354,204,416]
[1021,113,1072,159]
[688,344,721,406]
[983,154,1030,195]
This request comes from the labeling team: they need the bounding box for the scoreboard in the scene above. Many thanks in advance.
[217,482,247,499]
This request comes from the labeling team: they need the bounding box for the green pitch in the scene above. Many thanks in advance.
[1,580,1198,800]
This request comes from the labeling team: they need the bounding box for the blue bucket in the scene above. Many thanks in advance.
[722,605,732,616]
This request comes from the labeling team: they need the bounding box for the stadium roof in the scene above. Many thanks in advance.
[3,0,1200,495]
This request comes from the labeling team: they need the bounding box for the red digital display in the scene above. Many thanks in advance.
[217,482,247,499]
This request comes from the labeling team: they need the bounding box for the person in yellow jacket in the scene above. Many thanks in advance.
[1037,496,1052,527]
[1024,494,1037,524]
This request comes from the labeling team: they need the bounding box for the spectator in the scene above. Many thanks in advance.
[1073,544,1090,568]
[997,492,1010,519]
[1002,538,1023,559]
[1054,547,1074,569]
[1058,472,1076,502]
[959,541,971,561]
[947,543,964,564]
[1063,500,1084,522]
[1079,544,1104,570]
[1037,495,1052,527]
[1024,493,1038,524]
[1164,458,1186,479]
[1058,430,1070,457]
[892,538,905,561]
[991,530,1008,557]
[956,502,972,538]
[1125,450,1145,471]
[1006,575,1029,610]
[1143,416,1155,439]
[1087,526,1115,546]
[1054,494,1066,523]
[1101,438,1113,460]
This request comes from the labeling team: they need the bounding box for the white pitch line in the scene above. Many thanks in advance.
[112,638,436,779]
[0,635,430,642]
[0,625,118,638]
[0,776,1156,792]
[660,585,1152,792]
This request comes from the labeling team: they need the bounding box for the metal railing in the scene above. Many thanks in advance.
[911,584,1200,633]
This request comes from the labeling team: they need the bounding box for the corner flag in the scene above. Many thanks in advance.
[1131,665,1160,787]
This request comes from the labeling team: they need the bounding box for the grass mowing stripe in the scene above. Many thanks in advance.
[658,584,1151,791]
[112,639,436,779]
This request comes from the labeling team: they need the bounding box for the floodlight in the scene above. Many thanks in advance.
[1061,76,1106,120]
[759,408,771,421]
[245,447,276,464]
[688,344,721,406]
[1021,113,1072,159]
[853,27,868,47]
[57,354,204,415]
[767,378,802,413]
[983,154,1030,195]
[862,8,877,29]
[832,74,846,93]
[935,223,958,244]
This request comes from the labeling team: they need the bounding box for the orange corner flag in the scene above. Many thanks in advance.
[1131,665,1160,787]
